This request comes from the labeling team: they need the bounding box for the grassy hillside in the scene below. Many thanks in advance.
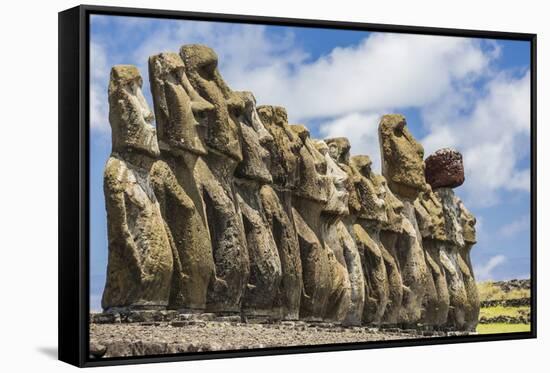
[476,279,531,334]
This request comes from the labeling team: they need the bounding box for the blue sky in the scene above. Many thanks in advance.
[89,15,531,311]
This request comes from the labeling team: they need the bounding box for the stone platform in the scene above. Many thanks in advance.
[89,312,476,358]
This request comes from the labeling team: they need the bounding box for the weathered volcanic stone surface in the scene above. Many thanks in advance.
[458,200,480,331]
[257,105,301,190]
[414,186,448,242]
[316,140,353,322]
[326,138,363,217]
[260,185,302,320]
[102,65,173,310]
[234,91,282,317]
[373,175,406,324]
[292,200,331,321]
[322,139,365,326]
[375,175,404,234]
[353,223,389,325]
[422,239,450,326]
[235,92,273,184]
[180,44,244,161]
[316,140,349,216]
[379,114,426,200]
[325,137,351,165]
[413,185,452,325]
[334,220,365,326]
[148,53,217,312]
[350,155,386,223]
[90,321,445,358]
[256,104,303,320]
[291,125,330,203]
[395,202,436,325]
[148,52,212,156]
[291,130,334,320]
[174,45,251,314]
[436,188,468,329]
[425,148,465,189]
[187,140,248,311]
[237,181,282,317]
[150,159,215,311]
[100,46,481,338]
[193,154,249,314]
[292,132,352,323]
[108,65,160,156]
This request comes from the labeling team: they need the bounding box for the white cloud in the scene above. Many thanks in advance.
[239,33,494,121]
[498,215,530,238]
[421,71,530,207]
[475,255,507,281]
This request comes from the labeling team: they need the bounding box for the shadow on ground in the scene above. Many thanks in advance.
[37,346,58,360]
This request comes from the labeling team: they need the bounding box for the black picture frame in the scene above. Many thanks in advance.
[58,4,537,368]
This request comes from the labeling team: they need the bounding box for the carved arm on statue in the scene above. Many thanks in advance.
[152,162,195,212]
[104,187,144,280]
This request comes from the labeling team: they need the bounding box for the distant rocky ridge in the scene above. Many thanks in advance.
[99,44,480,332]
[490,279,530,292]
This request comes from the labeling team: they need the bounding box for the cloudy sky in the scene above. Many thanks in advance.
[89,15,531,311]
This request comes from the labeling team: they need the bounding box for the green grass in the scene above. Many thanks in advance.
[476,323,530,334]
[476,281,531,335]
[479,306,529,318]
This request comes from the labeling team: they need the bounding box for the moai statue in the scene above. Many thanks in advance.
[180,44,249,313]
[378,114,436,326]
[374,174,407,324]
[315,140,353,323]
[458,200,480,331]
[179,45,243,161]
[257,105,303,320]
[102,65,173,311]
[379,114,426,200]
[425,148,470,330]
[324,138,366,326]
[348,155,391,325]
[234,92,282,318]
[436,188,469,329]
[147,52,217,312]
[289,124,333,321]
[414,185,451,326]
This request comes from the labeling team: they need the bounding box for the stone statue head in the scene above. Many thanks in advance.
[350,155,387,223]
[148,52,214,156]
[379,114,426,200]
[435,188,465,247]
[315,140,349,216]
[108,65,159,158]
[459,199,477,244]
[290,125,330,203]
[324,137,363,215]
[325,137,351,165]
[415,184,448,241]
[374,174,404,233]
[234,91,273,184]
[257,105,301,190]
[180,44,244,161]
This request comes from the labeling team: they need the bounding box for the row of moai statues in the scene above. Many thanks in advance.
[101,44,480,330]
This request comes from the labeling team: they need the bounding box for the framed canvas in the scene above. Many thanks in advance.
[58,4,537,367]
